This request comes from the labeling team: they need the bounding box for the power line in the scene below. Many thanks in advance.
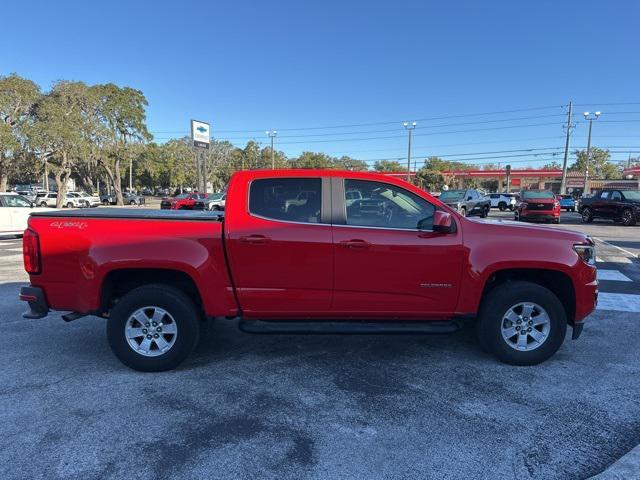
[149,104,566,134]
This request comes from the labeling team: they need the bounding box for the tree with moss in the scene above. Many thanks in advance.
[0,73,40,192]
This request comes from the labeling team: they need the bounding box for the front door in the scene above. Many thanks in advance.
[332,178,464,318]
[225,176,333,318]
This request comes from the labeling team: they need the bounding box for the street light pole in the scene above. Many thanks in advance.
[266,130,278,169]
[560,102,574,195]
[583,111,601,195]
[403,121,417,183]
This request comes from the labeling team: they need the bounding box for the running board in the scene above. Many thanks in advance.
[238,319,461,335]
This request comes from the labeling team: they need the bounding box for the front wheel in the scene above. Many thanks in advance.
[581,207,594,223]
[498,202,506,212]
[66,202,74,209]
[476,281,567,365]
[107,284,201,372]
[459,207,466,217]
[480,206,489,218]
[129,200,136,205]
[621,208,637,226]
[39,202,47,207]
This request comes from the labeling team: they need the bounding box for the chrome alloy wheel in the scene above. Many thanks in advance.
[500,302,551,352]
[125,307,178,357]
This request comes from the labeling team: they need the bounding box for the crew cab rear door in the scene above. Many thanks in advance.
[331,177,464,317]
[225,175,333,317]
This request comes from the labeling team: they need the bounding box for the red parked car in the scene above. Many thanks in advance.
[515,190,561,224]
[20,170,596,371]
[160,192,209,210]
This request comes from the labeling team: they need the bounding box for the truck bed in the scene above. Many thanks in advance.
[30,208,224,221]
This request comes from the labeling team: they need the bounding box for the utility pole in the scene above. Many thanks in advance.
[266,130,278,169]
[403,121,417,183]
[583,111,601,195]
[129,158,133,192]
[560,102,574,195]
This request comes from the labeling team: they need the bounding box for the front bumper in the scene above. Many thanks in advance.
[19,286,49,319]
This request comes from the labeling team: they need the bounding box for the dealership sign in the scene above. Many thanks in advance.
[191,120,210,149]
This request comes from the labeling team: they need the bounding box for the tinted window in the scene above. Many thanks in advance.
[4,195,31,207]
[344,179,435,230]
[611,191,622,201]
[249,178,322,224]
[522,190,556,200]
[601,191,609,199]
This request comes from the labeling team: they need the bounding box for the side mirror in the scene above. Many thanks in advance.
[432,211,453,233]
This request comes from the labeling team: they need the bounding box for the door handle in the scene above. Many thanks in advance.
[239,235,271,244]
[339,239,371,249]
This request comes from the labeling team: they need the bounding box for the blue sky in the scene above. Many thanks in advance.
[2,0,639,168]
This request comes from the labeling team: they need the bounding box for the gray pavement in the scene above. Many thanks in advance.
[1,210,639,479]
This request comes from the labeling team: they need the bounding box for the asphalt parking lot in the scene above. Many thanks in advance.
[1,209,639,480]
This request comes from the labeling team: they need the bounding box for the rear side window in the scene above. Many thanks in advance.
[249,178,322,224]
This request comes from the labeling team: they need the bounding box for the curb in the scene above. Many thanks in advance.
[589,444,640,479]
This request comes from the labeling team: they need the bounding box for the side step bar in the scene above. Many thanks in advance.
[238,319,462,335]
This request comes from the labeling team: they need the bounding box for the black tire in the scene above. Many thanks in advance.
[66,202,74,209]
[552,218,560,224]
[102,200,110,206]
[39,202,47,207]
[129,200,136,205]
[107,284,201,372]
[460,207,466,217]
[498,202,507,212]
[480,205,489,218]
[476,281,567,366]
[581,207,594,223]
[621,208,637,226]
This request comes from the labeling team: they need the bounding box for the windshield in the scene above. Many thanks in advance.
[175,193,189,199]
[624,191,640,200]
[522,190,556,200]
[439,190,465,200]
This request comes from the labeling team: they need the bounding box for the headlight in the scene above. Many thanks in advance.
[554,201,560,208]
[574,244,596,265]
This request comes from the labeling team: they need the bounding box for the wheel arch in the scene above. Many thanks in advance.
[479,268,576,325]
[100,268,204,316]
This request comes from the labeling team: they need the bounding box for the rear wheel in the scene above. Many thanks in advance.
[129,200,136,205]
[480,205,489,218]
[621,208,637,226]
[107,284,201,372]
[581,207,594,223]
[552,218,560,224]
[39,202,47,207]
[498,202,507,212]
[66,202,74,208]
[460,207,467,217]
[476,281,567,365]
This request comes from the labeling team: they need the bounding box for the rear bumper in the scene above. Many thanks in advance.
[19,286,49,319]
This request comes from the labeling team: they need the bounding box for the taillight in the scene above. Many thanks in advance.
[554,201,560,208]
[23,229,41,274]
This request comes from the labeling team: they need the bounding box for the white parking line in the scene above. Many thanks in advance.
[594,237,639,259]
[597,270,633,282]
[597,293,640,313]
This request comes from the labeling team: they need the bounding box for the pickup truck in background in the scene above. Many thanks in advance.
[438,189,490,217]
[579,189,640,226]
[514,190,561,224]
[20,170,597,372]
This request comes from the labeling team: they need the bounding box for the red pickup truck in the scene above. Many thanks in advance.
[20,170,598,371]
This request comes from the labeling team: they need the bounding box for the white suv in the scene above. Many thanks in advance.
[37,192,84,208]
[488,193,517,211]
